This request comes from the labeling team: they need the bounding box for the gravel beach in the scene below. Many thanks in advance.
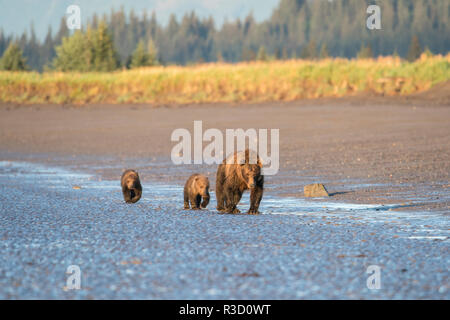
[0,92,449,299]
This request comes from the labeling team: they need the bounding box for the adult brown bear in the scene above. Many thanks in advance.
[121,169,142,203]
[216,149,264,214]
[184,174,210,209]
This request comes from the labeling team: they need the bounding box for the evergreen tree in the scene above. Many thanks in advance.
[422,46,433,58]
[147,38,159,65]
[53,22,119,72]
[2,0,450,70]
[216,51,224,62]
[242,47,256,61]
[130,39,158,68]
[282,47,289,60]
[0,42,29,71]
[25,24,40,69]
[53,31,92,71]
[299,46,309,59]
[392,49,400,59]
[130,40,148,68]
[407,36,422,61]
[357,44,373,59]
[41,26,55,69]
[0,29,5,54]
[54,17,70,44]
[257,46,268,61]
[274,48,281,60]
[299,40,317,59]
[307,40,317,59]
[90,21,119,71]
[319,43,329,59]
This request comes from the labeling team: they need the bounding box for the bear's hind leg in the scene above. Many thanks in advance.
[184,189,190,209]
[194,194,202,209]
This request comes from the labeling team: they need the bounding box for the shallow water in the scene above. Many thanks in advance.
[1,160,447,241]
[0,160,448,299]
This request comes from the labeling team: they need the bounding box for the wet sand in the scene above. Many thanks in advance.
[0,91,449,299]
[0,93,449,212]
[0,160,448,299]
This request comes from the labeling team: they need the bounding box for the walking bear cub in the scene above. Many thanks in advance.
[121,169,142,203]
[184,174,210,209]
[216,149,264,214]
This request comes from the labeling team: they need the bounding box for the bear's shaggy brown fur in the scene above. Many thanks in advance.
[216,149,264,214]
[184,174,210,209]
[121,169,142,203]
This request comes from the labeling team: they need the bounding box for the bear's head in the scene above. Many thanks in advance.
[195,176,210,196]
[240,163,262,189]
[237,149,262,189]
[125,173,139,190]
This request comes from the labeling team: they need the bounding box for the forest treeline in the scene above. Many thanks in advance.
[0,0,449,71]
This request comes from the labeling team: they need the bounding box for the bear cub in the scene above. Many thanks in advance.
[121,169,142,203]
[184,174,210,209]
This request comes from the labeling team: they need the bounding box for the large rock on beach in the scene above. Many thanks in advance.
[304,183,329,197]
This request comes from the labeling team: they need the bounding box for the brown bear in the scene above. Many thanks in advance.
[216,149,264,214]
[184,174,210,209]
[121,169,142,203]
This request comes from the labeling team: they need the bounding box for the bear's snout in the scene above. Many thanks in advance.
[127,180,137,189]
[247,176,256,188]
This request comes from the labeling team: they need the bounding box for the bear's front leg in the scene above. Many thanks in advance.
[123,189,133,203]
[201,193,210,208]
[184,189,190,209]
[248,177,264,214]
[128,189,141,203]
[225,189,242,214]
[190,194,201,210]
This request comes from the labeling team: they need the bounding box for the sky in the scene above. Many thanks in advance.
[0,0,281,41]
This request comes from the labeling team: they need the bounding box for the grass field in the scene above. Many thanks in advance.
[1,55,449,105]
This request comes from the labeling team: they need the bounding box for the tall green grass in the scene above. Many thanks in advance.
[0,55,449,105]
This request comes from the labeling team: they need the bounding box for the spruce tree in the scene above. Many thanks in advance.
[0,42,29,71]
[90,21,119,71]
[407,36,422,62]
[242,48,256,61]
[299,46,309,59]
[130,39,159,68]
[147,38,159,65]
[319,43,329,59]
[307,40,317,59]
[357,44,373,59]
[392,49,399,59]
[256,46,268,61]
[130,40,149,68]
[422,47,433,58]
[281,47,289,60]
[3,0,450,70]
[53,31,91,71]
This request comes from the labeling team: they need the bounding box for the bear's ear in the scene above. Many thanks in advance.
[257,160,263,168]
[194,177,199,181]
